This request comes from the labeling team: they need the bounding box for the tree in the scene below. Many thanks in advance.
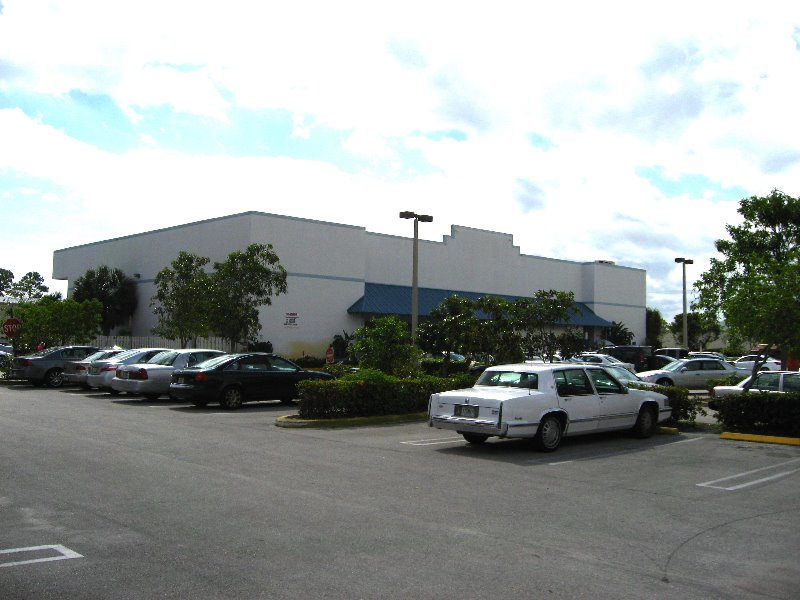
[474,296,523,364]
[72,266,138,335]
[695,189,800,384]
[556,328,587,359]
[0,268,13,296]
[668,312,721,350]
[645,307,667,348]
[209,243,288,352]
[150,252,214,348]
[6,271,48,302]
[417,295,481,373]
[11,297,102,349]
[350,315,420,375]
[607,321,634,345]
[514,290,578,362]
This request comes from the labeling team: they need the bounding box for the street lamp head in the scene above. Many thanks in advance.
[399,211,415,219]
[674,257,684,263]
[418,214,433,223]
[684,259,694,265]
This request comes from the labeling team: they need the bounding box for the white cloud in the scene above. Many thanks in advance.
[1,0,799,322]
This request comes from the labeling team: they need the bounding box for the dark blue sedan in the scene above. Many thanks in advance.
[170,352,333,409]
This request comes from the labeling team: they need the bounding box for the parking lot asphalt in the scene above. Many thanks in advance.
[1,383,799,599]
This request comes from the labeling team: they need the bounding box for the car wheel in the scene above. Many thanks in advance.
[219,387,243,410]
[144,393,160,400]
[534,415,563,452]
[632,405,656,438]
[109,389,121,396]
[44,368,64,388]
[656,377,673,387]
[279,396,295,405]
[191,400,209,407]
[460,432,489,444]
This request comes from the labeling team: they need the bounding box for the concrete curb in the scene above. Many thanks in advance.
[720,431,800,446]
[275,412,428,429]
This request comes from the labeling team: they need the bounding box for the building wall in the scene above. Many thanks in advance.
[53,212,648,356]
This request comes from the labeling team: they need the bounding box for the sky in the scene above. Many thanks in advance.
[1,1,799,325]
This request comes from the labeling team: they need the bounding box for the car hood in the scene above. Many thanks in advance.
[637,369,668,378]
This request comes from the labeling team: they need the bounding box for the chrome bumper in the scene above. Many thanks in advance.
[429,416,507,436]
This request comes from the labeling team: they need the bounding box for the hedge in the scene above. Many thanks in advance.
[297,372,476,419]
[712,392,800,437]
[631,383,702,423]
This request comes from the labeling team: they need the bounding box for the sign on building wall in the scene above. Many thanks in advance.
[284,312,299,328]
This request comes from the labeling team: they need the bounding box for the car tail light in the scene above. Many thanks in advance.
[77,365,87,372]
[102,365,118,372]
[130,368,148,380]
[19,359,32,366]
[195,373,209,381]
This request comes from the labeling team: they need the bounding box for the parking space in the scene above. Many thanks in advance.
[2,385,799,599]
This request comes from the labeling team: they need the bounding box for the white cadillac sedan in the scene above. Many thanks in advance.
[428,363,671,451]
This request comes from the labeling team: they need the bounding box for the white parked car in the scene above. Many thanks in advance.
[730,355,782,372]
[86,347,171,392]
[638,358,738,388]
[571,353,636,372]
[428,363,671,451]
[711,371,800,398]
[112,349,227,399]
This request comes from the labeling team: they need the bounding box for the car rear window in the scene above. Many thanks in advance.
[476,370,538,389]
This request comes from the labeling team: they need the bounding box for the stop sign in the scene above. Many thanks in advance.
[2,318,21,338]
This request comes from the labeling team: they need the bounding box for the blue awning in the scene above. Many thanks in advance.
[347,283,612,328]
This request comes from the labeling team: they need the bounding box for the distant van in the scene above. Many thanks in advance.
[597,345,653,372]
[655,347,689,359]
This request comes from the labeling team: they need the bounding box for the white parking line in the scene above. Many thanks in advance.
[697,457,800,491]
[401,436,463,446]
[0,545,83,568]
[544,436,705,465]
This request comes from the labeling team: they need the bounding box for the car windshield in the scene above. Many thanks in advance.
[27,347,63,358]
[662,359,689,372]
[193,354,234,369]
[476,370,538,389]
[148,351,180,366]
[110,348,145,362]
[607,367,637,383]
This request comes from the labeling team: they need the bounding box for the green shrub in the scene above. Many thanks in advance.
[714,392,800,436]
[705,372,748,392]
[650,384,704,422]
[419,358,472,376]
[297,372,477,419]
[292,355,325,368]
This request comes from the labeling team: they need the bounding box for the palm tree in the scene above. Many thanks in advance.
[72,266,138,335]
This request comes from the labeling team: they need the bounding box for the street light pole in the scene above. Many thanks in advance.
[400,211,433,342]
[674,257,694,348]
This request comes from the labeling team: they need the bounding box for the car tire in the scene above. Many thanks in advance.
[534,415,563,452]
[632,405,656,438]
[191,400,209,407]
[144,393,160,400]
[279,396,295,405]
[44,368,64,388]
[656,378,673,387]
[109,389,121,396]
[219,386,243,410]
[460,432,489,444]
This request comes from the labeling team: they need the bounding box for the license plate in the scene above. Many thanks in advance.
[177,377,184,385]
[454,404,478,418]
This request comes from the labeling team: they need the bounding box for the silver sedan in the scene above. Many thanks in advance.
[638,358,738,388]
[112,349,226,399]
